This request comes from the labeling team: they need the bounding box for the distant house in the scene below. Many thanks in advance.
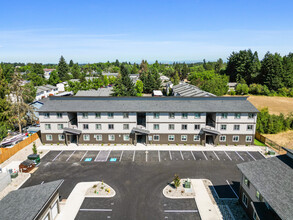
[75,87,113,96]
[160,75,170,82]
[0,180,63,220]
[237,148,293,220]
[152,90,163,97]
[56,82,68,92]
[129,74,140,84]
[172,82,216,97]
[102,72,119,77]
[228,82,237,92]
[36,85,58,100]
[43,69,56,80]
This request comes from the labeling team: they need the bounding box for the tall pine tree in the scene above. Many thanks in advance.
[57,56,70,81]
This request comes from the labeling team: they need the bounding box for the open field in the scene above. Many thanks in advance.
[263,130,293,149]
[247,95,293,115]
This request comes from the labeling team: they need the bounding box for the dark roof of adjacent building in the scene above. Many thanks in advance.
[38,96,259,113]
[0,180,63,220]
[172,83,216,97]
[237,154,293,220]
[75,88,113,96]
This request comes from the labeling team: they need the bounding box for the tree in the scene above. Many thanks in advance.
[214,58,223,73]
[48,70,60,85]
[135,80,143,96]
[32,142,37,154]
[282,53,293,88]
[114,59,120,67]
[173,174,180,189]
[23,82,37,103]
[139,60,148,73]
[69,59,74,67]
[27,72,45,86]
[31,63,44,77]
[0,67,10,123]
[113,65,137,96]
[172,72,180,85]
[235,83,249,95]
[57,56,70,81]
[103,75,109,87]
[131,63,139,74]
[71,63,81,79]
[181,63,189,79]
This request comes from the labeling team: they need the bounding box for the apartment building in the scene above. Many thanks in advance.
[38,96,258,146]
[237,148,293,220]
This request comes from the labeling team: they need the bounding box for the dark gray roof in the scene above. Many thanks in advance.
[0,180,63,220]
[201,128,221,135]
[237,155,293,220]
[64,127,82,134]
[75,88,113,97]
[38,96,259,113]
[132,127,150,134]
[172,83,216,97]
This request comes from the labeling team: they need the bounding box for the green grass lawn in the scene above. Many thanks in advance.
[254,139,266,146]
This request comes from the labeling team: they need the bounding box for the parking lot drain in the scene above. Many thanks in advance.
[109,158,117,162]
[84,158,92,162]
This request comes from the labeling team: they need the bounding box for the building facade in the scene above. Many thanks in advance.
[38,96,258,146]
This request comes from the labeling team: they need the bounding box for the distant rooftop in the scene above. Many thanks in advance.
[36,84,57,93]
[172,82,216,97]
[75,87,113,97]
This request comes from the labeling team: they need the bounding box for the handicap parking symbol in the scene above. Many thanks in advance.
[84,158,92,162]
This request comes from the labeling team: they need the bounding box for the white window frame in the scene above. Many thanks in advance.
[96,135,102,141]
[83,134,90,141]
[169,112,175,119]
[82,112,88,119]
[244,176,250,187]
[234,125,240,130]
[168,135,175,141]
[45,124,51,130]
[248,113,255,119]
[232,135,239,142]
[57,113,63,118]
[96,124,102,130]
[123,124,129,130]
[123,113,129,118]
[194,113,201,119]
[247,125,253,131]
[153,113,160,119]
[193,135,200,141]
[246,136,252,142]
[221,113,228,119]
[194,124,200,130]
[83,124,89,130]
[108,124,114,130]
[235,113,241,119]
[221,124,227,130]
[44,113,50,119]
[153,135,160,141]
[57,124,63,130]
[181,135,187,141]
[182,113,188,119]
[123,134,130,141]
[95,113,101,118]
[46,134,52,141]
[169,124,175,130]
[108,113,114,118]
[108,134,115,141]
[219,135,226,142]
[153,124,159,130]
[181,124,187,130]
[242,193,248,208]
[58,134,65,141]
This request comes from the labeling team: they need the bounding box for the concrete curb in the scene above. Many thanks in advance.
[16,173,31,189]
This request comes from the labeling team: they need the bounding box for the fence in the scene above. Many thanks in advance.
[255,132,287,154]
[0,132,40,164]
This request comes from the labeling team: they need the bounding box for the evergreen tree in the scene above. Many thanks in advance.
[113,65,136,96]
[214,58,223,73]
[103,75,109,87]
[57,56,70,81]
[31,63,44,76]
[48,70,61,85]
[71,63,81,79]
[114,59,120,67]
[69,59,74,67]
[282,53,293,88]
[181,63,189,79]
[172,72,180,85]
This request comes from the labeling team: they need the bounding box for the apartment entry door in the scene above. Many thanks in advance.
[205,135,214,145]
[137,134,146,144]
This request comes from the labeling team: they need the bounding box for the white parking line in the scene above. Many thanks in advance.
[119,151,123,162]
[224,151,232,161]
[41,181,44,185]
[80,209,112,212]
[164,210,198,213]
[52,151,63,161]
[213,151,220,160]
[80,151,88,162]
[146,151,148,162]
[94,151,101,162]
[235,151,244,161]
[246,151,256,161]
[66,151,76,162]
[180,151,184,160]
[226,180,239,199]
[202,151,208,160]
[132,151,135,162]
[158,151,161,162]
[169,151,172,160]
[104,150,112,162]
[191,151,196,160]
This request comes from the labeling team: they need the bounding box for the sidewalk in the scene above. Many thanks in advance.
[38,144,264,152]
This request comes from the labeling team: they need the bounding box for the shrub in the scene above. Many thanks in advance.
[173,174,181,188]
[32,142,37,154]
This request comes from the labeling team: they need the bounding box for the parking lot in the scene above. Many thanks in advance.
[22,150,264,219]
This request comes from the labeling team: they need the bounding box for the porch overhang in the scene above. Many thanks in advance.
[202,128,221,135]
[63,127,82,135]
[132,127,150,135]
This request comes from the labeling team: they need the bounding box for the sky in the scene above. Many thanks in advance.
[0,0,293,63]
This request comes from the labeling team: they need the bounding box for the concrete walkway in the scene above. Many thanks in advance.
[39,144,263,152]
[191,179,222,220]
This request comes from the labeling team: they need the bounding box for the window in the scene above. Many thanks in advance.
[242,193,248,208]
[234,125,240,130]
[221,125,227,130]
[153,113,160,119]
[83,135,90,141]
[194,124,200,130]
[248,113,255,119]
[57,124,63,130]
[108,113,114,118]
[181,124,187,130]
[58,134,65,141]
[153,135,160,141]
[83,124,89,130]
[168,135,175,141]
[123,134,130,141]
[233,136,239,142]
[153,124,159,130]
[219,135,226,142]
[235,113,241,119]
[123,113,129,118]
[96,135,102,141]
[82,113,88,119]
[96,124,102,130]
[253,211,259,220]
[181,135,187,141]
[123,124,129,130]
[246,136,252,142]
[108,134,115,141]
[169,124,175,130]
[169,113,175,119]
[44,113,50,118]
[57,113,63,118]
[256,191,262,201]
[182,113,188,119]
[194,135,200,141]
[221,113,228,119]
[247,125,253,130]
[95,113,101,118]
[194,113,201,119]
[46,134,52,141]
[45,124,51,130]
[244,176,250,187]
[51,201,58,219]
[108,124,114,130]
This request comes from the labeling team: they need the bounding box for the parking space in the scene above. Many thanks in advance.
[192,151,207,160]
[42,151,62,162]
[170,151,182,161]
[204,151,219,161]
[236,151,253,161]
[215,151,231,161]
[134,150,145,162]
[181,151,195,161]
[147,151,159,162]
[81,151,100,162]
[108,151,123,162]
[248,151,265,160]
[160,151,172,161]
[120,151,135,162]
[162,198,200,220]
[66,151,86,162]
